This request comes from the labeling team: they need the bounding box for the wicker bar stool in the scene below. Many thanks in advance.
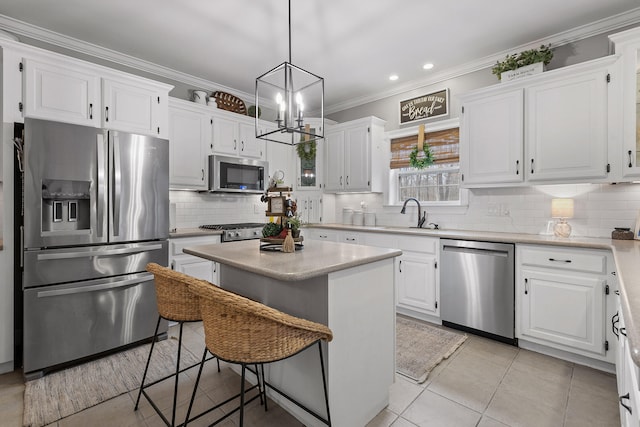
[184,279,334,427]
[134,263,219,427]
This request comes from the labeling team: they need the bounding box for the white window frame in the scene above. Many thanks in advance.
[385,118,467,207]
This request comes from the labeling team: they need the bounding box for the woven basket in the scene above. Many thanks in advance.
[188,280,333,364]
[146,263,204,322]
[211,91,247,115]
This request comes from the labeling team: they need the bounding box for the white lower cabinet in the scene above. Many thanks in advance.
[169,235,221,285]
[396,236,439,319]
[304,227,338,242]
[615,305,640,427]
[516,244,615,362]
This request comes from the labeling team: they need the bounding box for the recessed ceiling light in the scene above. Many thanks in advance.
[423,63,434,70]
[389,74,399,81]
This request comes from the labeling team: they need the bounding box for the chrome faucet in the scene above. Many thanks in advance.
[400,198,426,228]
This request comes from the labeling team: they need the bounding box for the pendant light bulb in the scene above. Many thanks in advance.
[276,92,283,105]
[295,92,302,105]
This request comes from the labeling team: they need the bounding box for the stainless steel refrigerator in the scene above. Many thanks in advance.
[21,118,169,379]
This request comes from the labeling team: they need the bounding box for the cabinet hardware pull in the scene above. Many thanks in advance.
[234,140,237,150]
[241,141,244,151]
[548,258,571,263]
[524,278,528,295]
[346,176,349,186]
[105,106,109,122]
[612,311,620,339]
[340,176,343,186]
[201,169,205,181]
[615,289,620,295]
[399,260,402,273]
[620,393,632,414]
[89,103,93,119]
[530,158,534,174]
[516,160,519,175]
[621,327,627,337]
[629,150,633,168]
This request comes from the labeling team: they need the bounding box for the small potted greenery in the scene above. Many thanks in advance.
[491,44,553,81]
[285,215,303,238]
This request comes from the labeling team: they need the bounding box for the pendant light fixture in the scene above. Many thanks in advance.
[255,0,324,145]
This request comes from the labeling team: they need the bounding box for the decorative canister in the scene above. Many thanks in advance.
[612,227,634,240]
[364,212,376,227]
[342,208,353,225]
[352,210,364,226]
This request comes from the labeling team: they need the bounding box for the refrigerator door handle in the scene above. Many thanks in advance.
[112,133,122,237]
[36,273,154,298]
[35,243,164,260]
[96,133,106,238]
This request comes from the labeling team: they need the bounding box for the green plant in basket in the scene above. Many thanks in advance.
[491,44,553,80]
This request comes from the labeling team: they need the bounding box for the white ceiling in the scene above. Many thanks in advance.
[1,0,640,113]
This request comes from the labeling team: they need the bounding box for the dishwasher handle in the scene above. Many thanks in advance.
[442,245,510,258]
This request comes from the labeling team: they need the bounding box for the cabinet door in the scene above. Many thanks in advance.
[266,139,295,186]
[526,69,609,182]
[239,122,265,159]
[212,115,239,155]
[306,194,322,224]
[23,57,101,127]
[168,106,209,189]
[520,268,605,355]
[396,252,438,316]
[304,228,337,241]
[324,131,345,191]
[460,90,524,185]
[611,29,640,178]
[345,125,370,191]
[172,256,216,283]
[102,78,161,136]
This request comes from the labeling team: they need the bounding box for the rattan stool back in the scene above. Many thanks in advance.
[147,262,204,323]
[188,280,333,364]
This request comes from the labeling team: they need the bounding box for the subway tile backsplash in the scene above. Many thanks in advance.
[172,183,640,238]
[334,183,640,239]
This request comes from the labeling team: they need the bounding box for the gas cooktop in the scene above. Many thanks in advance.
[199,223,265,242]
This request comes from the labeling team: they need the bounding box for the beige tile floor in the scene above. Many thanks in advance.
[1,321,621,427]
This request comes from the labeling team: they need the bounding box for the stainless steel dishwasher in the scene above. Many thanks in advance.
[440,239,516,345]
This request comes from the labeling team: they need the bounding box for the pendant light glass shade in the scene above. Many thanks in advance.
[255,0,324,145]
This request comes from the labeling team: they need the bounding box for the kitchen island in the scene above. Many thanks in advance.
[184,239,401,427]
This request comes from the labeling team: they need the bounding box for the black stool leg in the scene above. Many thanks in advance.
[135,316,161,410]
[318,342,331,426]
[254,364,264,406]
[261,364,268,412]
[171,322,185,427]
[239,364,246,427]
[184,347,208,427]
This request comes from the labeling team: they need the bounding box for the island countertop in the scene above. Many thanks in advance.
[183,239,402,282]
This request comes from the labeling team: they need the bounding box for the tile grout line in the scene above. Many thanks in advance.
[476,345,520,426]
[561,364,577,427]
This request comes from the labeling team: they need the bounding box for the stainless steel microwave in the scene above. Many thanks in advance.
[208,155,268,194]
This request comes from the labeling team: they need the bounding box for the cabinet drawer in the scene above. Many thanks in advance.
[170,235,220,256]
[519,245,607,274]
[362,233,397,249]
[398,235,438,254]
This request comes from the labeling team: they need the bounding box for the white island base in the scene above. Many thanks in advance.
[185,240,399,427]
[221,259,394,427]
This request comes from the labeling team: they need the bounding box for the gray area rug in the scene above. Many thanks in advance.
[396,316,467,383]
[23,337,201,427]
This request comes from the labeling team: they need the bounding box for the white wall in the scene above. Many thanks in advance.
[334,183,640,239]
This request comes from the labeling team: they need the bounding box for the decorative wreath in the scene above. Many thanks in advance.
[296,140,317,161]
[409,144,434,169]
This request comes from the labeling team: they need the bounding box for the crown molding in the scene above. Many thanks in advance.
[0,14,256,104]
[1,7,640,115]
[325,7,640,114]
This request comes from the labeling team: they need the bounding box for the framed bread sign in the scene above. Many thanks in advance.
[400,88,449,124]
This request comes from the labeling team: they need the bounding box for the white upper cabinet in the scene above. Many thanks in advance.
[168,99,210,190]
[20,48,172,137]
[238,122,265,159]
[324,116,386,193]
[460,89,524,185]
[211,114,239,156]
[102,75,169,138]
[525,67,609,182]
[459,55,618,187]
[23,57,101,127]
[610,27,640,179]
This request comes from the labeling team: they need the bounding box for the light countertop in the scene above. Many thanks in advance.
[310,224,640,365]
[183,239,402,282]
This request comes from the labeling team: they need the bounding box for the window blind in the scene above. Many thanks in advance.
[390,127,459,169]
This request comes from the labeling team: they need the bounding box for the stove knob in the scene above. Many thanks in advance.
[253,230,259,237]
[233,231,241,238]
